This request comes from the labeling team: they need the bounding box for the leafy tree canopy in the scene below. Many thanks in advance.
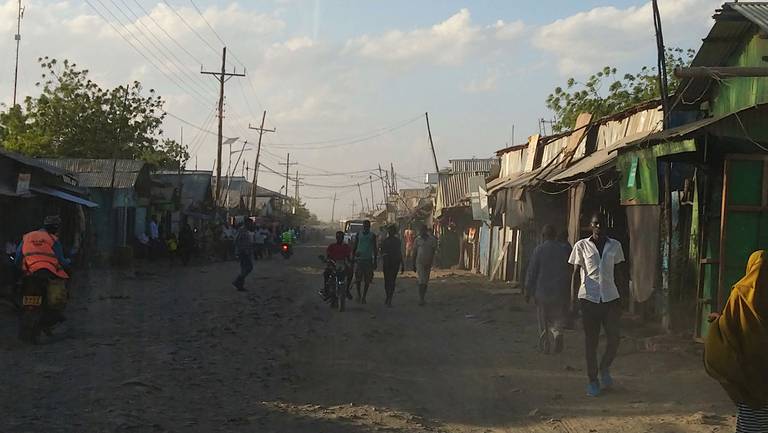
[545,47,695,133]
[0,57,188,170]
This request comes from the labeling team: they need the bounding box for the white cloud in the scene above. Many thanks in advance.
[464,70,498,93]
[533,0,721,76]
[344,9,524,66]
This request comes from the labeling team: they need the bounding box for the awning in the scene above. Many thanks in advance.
[31,186,99,208]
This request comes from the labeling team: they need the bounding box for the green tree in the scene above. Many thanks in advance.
[545,47,695,133]
[0,57,187,167]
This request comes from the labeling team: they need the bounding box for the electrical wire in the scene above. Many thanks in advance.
[85,0,211,106]
[131,0,206,66]
[161,0,220,56]
[110,0,216,98]
[188,0,249,71]
[266,114,422,149]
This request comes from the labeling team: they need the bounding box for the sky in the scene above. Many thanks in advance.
[0,0,724,220]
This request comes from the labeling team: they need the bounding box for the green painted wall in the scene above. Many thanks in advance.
[712,34,768,115]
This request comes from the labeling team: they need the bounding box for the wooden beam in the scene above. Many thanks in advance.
[674,66,768,79]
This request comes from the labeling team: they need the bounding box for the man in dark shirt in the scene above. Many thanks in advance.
[525,224,572,354]
[380,225,405,307]
[323,231,352,299]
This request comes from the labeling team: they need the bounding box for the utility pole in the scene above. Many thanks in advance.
[279,153,297,211]
[201,46,246,205]
[390,163,397,194]
[12,0,23,107]
[330,192,338,223]
[369,175,376,211]
[425,112,440,173]
[357,183,365,215]
[248,110,275,212]
[378,165,388,203]
[293,170,300,215]
[351,201,357,216]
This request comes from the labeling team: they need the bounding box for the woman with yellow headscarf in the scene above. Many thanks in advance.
[705,250,768,432]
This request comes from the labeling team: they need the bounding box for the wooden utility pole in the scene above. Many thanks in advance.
[279,153,297,210]
[293,170,300,214]
[12,0,23,107]
[369,175,376,211]
[390,163,397,194]
[330,192,338,222]
[357,183,365,215]
[248,110,275,212]
[425,112,440,173]
[378,165,388,203]
[201,46,246,204]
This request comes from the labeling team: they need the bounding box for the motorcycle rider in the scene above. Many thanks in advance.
[280,227,296,253]
[16,215,71,327]
[322,231,352,299]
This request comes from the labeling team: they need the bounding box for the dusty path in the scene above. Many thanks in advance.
[0,244,735,433]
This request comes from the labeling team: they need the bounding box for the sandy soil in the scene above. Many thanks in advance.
[0,244,736,433]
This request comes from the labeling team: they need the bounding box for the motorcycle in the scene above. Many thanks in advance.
[18,272,69,344]
[280,243,293,259]
[319,256,348,312]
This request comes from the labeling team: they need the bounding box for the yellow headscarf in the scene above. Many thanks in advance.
[704,250,768,407]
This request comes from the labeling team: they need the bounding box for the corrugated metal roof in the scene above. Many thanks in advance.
[435,171,485,216]
[625,102,768,148]
[449,158,498,173]
[676,3,763,105]
[39,158,145,188]
[729,2,768,33]
[0,148,73,178]
[153,172,212,209]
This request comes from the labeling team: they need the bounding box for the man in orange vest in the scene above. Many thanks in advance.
[17,215,71,280]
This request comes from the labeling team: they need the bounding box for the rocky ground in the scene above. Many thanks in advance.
[0,243,735,433]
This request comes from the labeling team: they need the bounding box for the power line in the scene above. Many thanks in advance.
[131,0,205,65]
[188,0,249,70]
[266,114,422,149]
[161,0,220,56]
[110,0,216,98]
[85,0,211,105]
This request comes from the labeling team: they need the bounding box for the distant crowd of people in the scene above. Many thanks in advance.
[132,215,308,268]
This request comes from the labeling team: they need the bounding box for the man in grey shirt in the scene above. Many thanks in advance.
[525,224,572,354]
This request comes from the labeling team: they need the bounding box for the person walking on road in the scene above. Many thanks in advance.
[253,226,266,260]
[569,213,626,397]
[525,224,572,354]
[705,250,768,432]
[414,224,438,306]
[232,221,255,292]
[403,226,416,271]
[380,225,404,307]
[352,220,377,304]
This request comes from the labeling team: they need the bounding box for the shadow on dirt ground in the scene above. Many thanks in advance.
[0,245,735,433]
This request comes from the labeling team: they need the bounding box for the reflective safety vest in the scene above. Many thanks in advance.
[281,231,294,245]
[21,230,69,279]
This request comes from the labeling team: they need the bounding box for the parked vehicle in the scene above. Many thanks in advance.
[343,220,366,244]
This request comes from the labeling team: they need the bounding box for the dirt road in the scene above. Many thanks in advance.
[0,244,735,433]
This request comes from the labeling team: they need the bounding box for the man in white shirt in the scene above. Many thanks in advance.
[568,213,626,397]
[252,225,266,260]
